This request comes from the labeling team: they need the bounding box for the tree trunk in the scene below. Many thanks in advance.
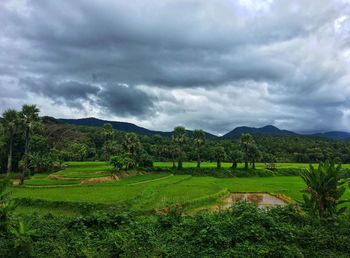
[217,160,221,168]
[231,161,237,169]
[178,159,183,169]
[20,127,30,185]
[172,152,176,169]
[244,161,248,170]
[197,153,200,168]
[7,135,13,175]
[252,161,255,169]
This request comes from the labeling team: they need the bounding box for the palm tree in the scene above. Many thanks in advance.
[240,133,254,170]
[122,133,142,169]
[103,123,113,160]
[301,161,350,218]
[193,129,205,168]
[229,149,243,169]
[248,144,261,169]
[213,146,226,168]
[19,105,40,185]
[172,126,187,169]
[2,109,19,175]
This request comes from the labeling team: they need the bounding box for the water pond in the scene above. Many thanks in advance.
[215,193,287,210]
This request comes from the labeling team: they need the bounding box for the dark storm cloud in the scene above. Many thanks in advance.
[1,0,350,133]
[21,77,155,117]
[21,77,100,108]
[97,84,156,117]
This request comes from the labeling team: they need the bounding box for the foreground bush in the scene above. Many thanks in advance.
[1,202,350,257]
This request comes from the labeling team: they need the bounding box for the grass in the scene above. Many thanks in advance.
[154,161,350,169]
[9,161,350,216]
[24,173,81,186]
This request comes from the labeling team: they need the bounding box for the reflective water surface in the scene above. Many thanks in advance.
[217,193,287,210]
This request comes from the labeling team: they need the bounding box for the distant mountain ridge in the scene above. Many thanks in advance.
[310,131,350,140]
[59,117,218,138]
[58,117,350,140]
[222,125,297,138]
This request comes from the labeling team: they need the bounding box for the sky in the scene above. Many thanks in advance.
[1,0,350,135]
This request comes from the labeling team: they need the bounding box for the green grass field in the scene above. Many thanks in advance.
[154,161,350,169]
[9,161,350,216]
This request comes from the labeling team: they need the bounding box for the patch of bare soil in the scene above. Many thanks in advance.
[81,175,118,184]
[48,175,80,181]
[12,179,20,186]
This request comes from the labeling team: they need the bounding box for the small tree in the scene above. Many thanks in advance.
[110,155,127,171]
[138,153,154,168]
[301,161,350,218]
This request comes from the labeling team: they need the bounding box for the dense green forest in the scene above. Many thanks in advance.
[1,105,350,175]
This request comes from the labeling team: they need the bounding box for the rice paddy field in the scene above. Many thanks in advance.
[10,161,350,216]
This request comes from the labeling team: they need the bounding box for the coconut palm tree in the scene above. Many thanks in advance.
[193,129,205,168]
[172,126,187,169]
[2,109,19,175]
[19,105,40,185]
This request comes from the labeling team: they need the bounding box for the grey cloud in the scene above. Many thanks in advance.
[96,84,156,117]
[20,76,155,117]
[21,77,100,108]
[1,0,350,133]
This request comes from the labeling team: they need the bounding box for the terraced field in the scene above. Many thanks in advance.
[11,162,350,216]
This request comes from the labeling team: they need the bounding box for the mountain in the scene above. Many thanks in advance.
[311,131,350,140]
[59,117,170,136]
[58,117,350,140]
[223,125,298,138]
[59,117,217,138]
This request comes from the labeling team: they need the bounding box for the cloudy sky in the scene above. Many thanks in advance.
[1,0,350,135]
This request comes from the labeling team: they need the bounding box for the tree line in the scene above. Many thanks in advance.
[2,104,350,176]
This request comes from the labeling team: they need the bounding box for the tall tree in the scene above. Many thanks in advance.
[229,149,244,169]
[172,126,187,169]
[213,146,226,168]
[193,129,205,168]
[19,105,40,185]
[122,133,142,169]
[248,144,261,169]
[102,123,113,160]
[2,109,19,175]
[240,133,255,170]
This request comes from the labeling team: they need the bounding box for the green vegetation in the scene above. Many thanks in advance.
[301,161,350,218]
[1,105,350,256]
[2,203,350,257]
